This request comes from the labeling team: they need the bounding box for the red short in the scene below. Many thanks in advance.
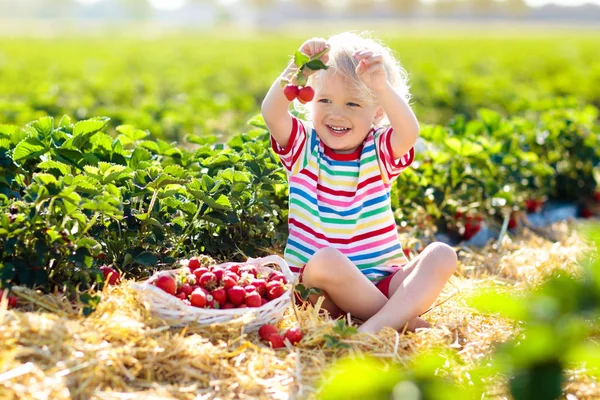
[293,264,403,306]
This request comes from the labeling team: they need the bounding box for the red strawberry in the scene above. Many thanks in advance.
[222,302,235,309]
[267,334,286,349]
[188,258,200,271]
[245,291,262,307]
[283,84,299,101]
[223,274,238,290]
[176,292,187,300]
[508,217,517,230]
[206,299,219,309]
[261,298,268,306]
[268,272,287,284]
[242,266,258,278]
[266,281,286,300]
[227,286,246,306]
[212,267,225,283]
[250,279,267,296]
[211,288,227,306]
[227,264,240,275]
[402,248,411,258]
[582,208,594,218]
[180,283,193,296]
[193,267,209,281]
[0,290,17,308]
[244,284,256,293]
[190,288,207,307]
[100,266,120,285]
[198,272,217,289]
[155,275,176,295]
[284,327,303,345]
[525,199,540,213]
[258,324,279,341]
[297,86,315,102]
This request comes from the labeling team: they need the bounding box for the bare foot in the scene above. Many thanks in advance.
[400,317,431,333]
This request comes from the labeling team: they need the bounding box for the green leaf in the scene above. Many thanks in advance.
[318,357,401,400]
[304,59,328,71]
[38,160,71,175]
[294,51,310,67]
[72,117,110,148]
[247,115,268,130]
[13,137,47,161]
[134,251,158,267]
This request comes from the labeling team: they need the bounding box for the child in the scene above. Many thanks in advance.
[261,32,457,334]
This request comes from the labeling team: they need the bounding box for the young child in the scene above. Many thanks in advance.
[261,32,457,334]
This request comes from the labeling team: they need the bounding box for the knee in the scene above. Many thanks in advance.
[423,242,458,276]
[302,247,344,286]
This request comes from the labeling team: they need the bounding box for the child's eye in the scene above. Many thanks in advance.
[318,99,330,104]
[347,102,361,107]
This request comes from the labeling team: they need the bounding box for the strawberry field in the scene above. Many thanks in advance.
[1,29,600,399]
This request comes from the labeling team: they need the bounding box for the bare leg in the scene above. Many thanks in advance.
[357,242,458,334]
[301,247,388,321]
[300,247,430,331]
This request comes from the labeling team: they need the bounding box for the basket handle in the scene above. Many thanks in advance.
[247,255,292,279]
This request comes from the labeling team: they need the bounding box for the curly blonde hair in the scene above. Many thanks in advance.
[294,31,412,124]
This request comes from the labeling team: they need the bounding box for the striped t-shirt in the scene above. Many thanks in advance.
[271,117,415,284]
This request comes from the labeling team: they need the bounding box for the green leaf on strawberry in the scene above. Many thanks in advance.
[304,59,328,71]
[294,51,310,67]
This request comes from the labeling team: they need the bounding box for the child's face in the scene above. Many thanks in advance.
[311,72,382,154]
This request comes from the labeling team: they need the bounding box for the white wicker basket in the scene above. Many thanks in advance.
[131,255,293,332]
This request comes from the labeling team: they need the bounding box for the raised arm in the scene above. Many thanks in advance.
[261,38,329,149]
[354,50,419,159]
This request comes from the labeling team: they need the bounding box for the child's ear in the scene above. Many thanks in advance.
[373,107,385,125]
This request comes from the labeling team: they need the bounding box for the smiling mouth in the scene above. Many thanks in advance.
[326,124,351,136]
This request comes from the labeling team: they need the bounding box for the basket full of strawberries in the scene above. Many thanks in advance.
[131,255,293,332]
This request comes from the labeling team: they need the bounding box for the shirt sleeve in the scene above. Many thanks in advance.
[270,116,309,175]
[375,126,415,182]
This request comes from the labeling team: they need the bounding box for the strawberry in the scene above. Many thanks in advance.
[582,208,594,219]
[193,267,209,281]
[206,299,219,309]
[211,288,227,306]
[258,324,279,341]
[0,290,17,308]
[186,274,197,286]
[227,264,240,275]
[198,272,217,289]
[267,334,286,349]
[297,86,315,102]
[266,281,286,300]
[241,266,258,278]
[188,258,200,272]
[283,84,299,101]
[222,302,235,309]
[227,286,246,306]
[508,217,517,230]
[250,279,267,296]
[212,267,225,283]
[190,288,207,307]
[268,272,287,284]
[261,298,268,306]
[180,283,193,297]
[223,274,238,290]
[238,304,248,308]
[245,291,262,307]
[176,292,187,300]
[284,327,303,345]
[155,275,177,295]
[100,266,120,285]
[402,248,411,258]
[244,284,257,293]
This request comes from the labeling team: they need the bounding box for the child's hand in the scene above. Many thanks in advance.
[299,38,330,66]
[353,50,388,93]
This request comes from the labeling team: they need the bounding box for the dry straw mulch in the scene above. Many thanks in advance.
[1,222,598,399]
